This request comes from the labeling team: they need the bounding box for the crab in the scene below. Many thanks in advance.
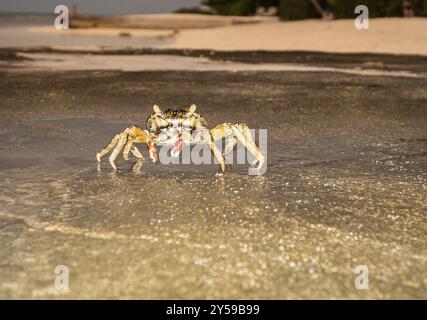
[96,104,265,175]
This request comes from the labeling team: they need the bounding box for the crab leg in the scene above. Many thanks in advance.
[230,124,265,171]
[123,140,144,161]
[133,133,157,163]
[123,140,133,160]
[200,130,225,175]
[96,125,154,169]
[209,123,234,166]
[210,123,264,172]
[223,135,237,160]
[109,133,128,170]
[131,146,144,160]
[96,134,120,162]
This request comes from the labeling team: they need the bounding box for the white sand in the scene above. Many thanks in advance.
[1,14,427,56]
[168,17,427,55]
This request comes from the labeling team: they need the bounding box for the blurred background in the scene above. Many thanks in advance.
[1,0,426,54]
[1,0,426,18]
[190,0,427,19]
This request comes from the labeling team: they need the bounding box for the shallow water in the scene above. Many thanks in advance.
[0,15,172,49]
[0,67,426,299]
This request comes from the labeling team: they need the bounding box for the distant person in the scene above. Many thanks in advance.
[310,0,334,20]
[71,4,79,18]
[403,0,415,17]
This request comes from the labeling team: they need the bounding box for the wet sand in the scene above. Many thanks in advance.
[3,52,425,79]
[0,49,426,299]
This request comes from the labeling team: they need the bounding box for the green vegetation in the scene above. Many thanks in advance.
[278,0,313,20]
[204,0,256,16]
[205,0,426,20]
[329,0,422,19]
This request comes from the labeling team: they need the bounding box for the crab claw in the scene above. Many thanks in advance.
[148,144,158,163]
[171,136,184,158]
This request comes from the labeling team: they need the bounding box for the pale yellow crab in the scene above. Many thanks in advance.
[96,105,264,175]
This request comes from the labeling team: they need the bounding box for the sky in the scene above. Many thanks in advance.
[0,0,201,15]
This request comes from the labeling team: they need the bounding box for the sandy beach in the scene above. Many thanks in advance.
[1,13,426,300]
[168,17,427,55]
[1,14,426,55]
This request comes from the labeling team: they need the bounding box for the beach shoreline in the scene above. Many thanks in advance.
[1,14,426,56]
